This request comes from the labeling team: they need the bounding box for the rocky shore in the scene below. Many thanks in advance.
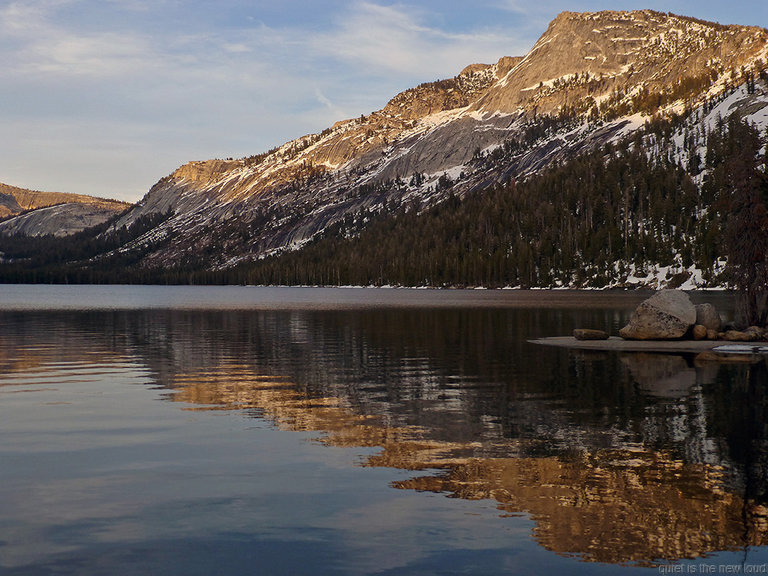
[536,289,768,361]
[573,289,768,343]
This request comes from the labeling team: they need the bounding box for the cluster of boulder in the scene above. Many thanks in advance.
[574,289,768,342]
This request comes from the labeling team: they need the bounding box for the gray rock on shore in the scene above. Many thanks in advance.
[695,303,723,332]
[619,289,697,340]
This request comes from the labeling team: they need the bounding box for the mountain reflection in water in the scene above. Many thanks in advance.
[167,351,768,566]
[2,296,768,569]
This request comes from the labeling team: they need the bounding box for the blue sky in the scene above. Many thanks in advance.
[2,1,767,202]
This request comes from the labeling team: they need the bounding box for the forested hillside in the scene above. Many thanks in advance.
[2,108,763,288]
[233,113,767,289]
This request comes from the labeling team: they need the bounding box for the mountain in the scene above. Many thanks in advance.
[2,10,768,286]
[471,10,767,116]
[0,182,130,237]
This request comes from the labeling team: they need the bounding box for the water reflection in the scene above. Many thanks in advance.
[2,300,767,568]
[161,353,768,566]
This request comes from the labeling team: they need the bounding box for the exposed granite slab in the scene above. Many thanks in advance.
[531,337,768,354]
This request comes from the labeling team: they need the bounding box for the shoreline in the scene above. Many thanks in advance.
[531,336,768,354]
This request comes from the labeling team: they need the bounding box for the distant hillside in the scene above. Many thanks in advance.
[0,182,130,237]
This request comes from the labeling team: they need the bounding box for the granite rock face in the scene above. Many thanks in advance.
[619,290,697,340]
[0,203,127,237]
[0,181,130,237]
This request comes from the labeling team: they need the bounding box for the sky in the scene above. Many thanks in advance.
[2,1,768,203]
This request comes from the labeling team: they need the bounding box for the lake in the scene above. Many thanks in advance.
[1,285,767,575]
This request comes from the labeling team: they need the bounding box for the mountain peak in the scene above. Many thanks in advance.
[474,9,768,116]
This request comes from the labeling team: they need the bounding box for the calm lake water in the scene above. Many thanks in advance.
[2,285,767,575]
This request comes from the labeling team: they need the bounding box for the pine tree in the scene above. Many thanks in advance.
[723,117,768,327]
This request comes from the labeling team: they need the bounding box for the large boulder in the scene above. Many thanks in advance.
[695,303,723,332]
[619,290,697,340]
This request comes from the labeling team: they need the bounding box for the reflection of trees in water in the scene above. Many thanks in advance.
[620,353,768,509]
[104,312,767,565]
[3,307,768,565]
[118,310,768,564]
[704,361,768,504]
[4,308,767,471]
[102,307,645,449]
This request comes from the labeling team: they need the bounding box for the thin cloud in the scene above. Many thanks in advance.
[222,42,252,54]
[314,88,334,109]
[0,1,154,79]
[35,33,152,76]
